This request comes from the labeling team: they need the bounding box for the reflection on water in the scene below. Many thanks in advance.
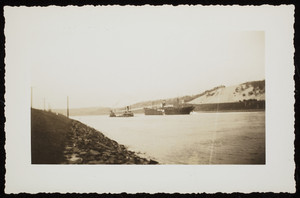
[72,111,265,164]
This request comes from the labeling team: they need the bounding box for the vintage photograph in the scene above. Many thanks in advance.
[5,4,296,193]
[26,7,266,165]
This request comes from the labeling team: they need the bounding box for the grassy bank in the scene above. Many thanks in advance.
[31,109,72,164]
[31,108,157,164]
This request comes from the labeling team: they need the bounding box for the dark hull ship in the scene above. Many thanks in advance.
[144,108,164,115]
[164,106,194,115]
[144,99,194,115]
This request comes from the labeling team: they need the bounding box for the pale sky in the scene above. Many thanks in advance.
[5,6,265,109]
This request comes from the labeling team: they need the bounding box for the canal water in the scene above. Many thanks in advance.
[71,111,265,164]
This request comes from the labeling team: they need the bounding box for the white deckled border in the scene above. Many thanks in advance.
[4,5,295,193]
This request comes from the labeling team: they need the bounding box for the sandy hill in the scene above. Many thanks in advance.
[127,80,265,111]
[187,80,265,105]
[51,80,265,115]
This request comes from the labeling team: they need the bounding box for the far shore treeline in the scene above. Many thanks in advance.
[52,80,265,116]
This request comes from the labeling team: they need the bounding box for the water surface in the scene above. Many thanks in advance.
[72,111,265,164]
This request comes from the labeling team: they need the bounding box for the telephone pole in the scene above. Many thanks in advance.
[48,103,52,112]
[67,96,69,118]
[43,97,45,111]
[31,87,33,108]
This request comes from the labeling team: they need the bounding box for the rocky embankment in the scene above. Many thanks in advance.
[63,120,158,164]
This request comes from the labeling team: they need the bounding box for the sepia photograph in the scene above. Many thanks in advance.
[4,5,294,193]
[25,7,265,165]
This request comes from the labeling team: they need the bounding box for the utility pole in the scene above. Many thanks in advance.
[67,96,69,118]
[31,87,33,108]
[48,103,52,112]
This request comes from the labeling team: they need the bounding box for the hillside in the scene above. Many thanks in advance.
[187,80,265,105]
[128,80,265,109]
[51,80,265,115]
[31,109,158,164]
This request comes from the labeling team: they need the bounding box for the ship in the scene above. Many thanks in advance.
[144,107,164,115]
[120,110,134,117]
[144,99,194,115]
[163,105,194,115]
[109,110,116,117]
[109,106,134,117]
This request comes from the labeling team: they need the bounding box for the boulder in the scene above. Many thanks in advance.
[79,151,87,155]
[149,159,159,164]
[69,155,83,164]
[89,149,100,155]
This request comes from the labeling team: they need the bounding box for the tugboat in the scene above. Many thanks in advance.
[121,106,134,117]
[110,106,134,117]
[109,110,116,117]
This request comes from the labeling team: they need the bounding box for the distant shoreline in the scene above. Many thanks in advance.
[52,100,265,117]
[69,109,265,117]
[194,109,265,113]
